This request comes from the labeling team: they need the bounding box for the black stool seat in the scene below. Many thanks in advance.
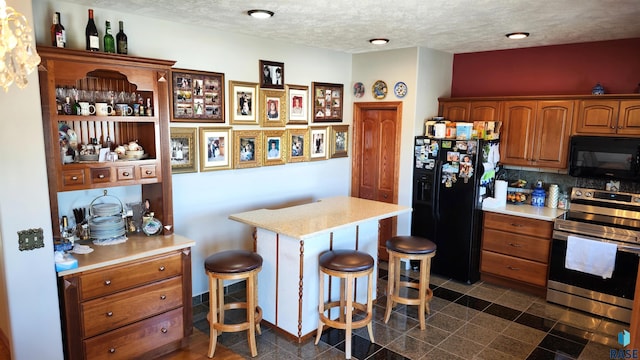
[319,249,374,272]
[204,250,263,274]
[386,236,436,255]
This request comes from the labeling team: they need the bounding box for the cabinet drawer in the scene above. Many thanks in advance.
[90,168,111,184]
[116,165,135,181]
[80,252,182,300]
[139,164,157,179]
[83,307,183,360]
[483,212,552,238]
[82,276,183,338]
[62,169,85,187]
[482,228,550,263]
[481,250,548,287]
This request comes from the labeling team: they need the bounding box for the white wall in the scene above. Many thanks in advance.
[352,47,453,235]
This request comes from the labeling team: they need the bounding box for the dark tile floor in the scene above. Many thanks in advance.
[193,261,629,359]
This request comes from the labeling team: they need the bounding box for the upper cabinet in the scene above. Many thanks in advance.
[500,100,574,168]
[574,99,640,136]
[439,99,501,122]
[37,47,176,237]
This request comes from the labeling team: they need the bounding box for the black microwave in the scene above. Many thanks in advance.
[569,136,640,180]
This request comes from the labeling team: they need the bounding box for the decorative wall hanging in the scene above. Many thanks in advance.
[286,84,309,124]
[170,127,197,174]
[260,60,284,90]
[311,82,343,123]
[171,69,224,123]
[199,127,232,171]
[229,80,259,125]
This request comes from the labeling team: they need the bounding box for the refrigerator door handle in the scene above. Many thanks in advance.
[433,160,441,221]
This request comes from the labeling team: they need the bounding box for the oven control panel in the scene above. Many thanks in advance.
[571,187,640,207]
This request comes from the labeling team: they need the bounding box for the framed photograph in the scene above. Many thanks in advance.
[170,127,197,173]
[329,125,349,158]
[229,80,259,125]
[260,60,284,89]
[286,84,308,124]
[199,127,232,171]
[287,128,309,163]
[311,82,343,123]
[233,130,263,169]
[171,69,224,123]
[260,89,286,127]
[309,126,328,161]
[263,130,286,166]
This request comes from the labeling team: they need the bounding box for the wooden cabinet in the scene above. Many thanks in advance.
[439,99,501,122]
[574,99,640,136]
[59,249,192,360]
[480,212,553,296]
[500,100,574,168]
[37,46,175,238]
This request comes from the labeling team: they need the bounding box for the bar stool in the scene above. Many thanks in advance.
[384,236,437,330]
[204,250,263,358]
[314,249,375,360]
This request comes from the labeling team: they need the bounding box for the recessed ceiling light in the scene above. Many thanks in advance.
[247,10,274,19]
[369,38,389,45]
[506,32,530,40]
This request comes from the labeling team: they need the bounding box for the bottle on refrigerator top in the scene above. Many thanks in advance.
[85,9,99,51]
[103,21,115,53]
[116,21,128,54]
[51,12,66,48]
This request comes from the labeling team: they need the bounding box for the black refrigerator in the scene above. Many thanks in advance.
[411,136,498,284]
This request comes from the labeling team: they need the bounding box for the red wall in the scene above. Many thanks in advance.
[451,38,640,97]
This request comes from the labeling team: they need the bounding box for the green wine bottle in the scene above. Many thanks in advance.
[104,21,115,53]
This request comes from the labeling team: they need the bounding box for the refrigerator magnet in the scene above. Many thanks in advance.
[446,151,460,162]
[442,140,452,149]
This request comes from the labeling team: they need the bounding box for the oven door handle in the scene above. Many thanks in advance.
[618,245,640,255]
[553,230,640,255]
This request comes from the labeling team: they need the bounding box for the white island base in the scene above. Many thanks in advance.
[229,196,411,341]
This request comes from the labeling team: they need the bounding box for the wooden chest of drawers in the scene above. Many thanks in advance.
[59,249,192,360]
[480,212,553,296]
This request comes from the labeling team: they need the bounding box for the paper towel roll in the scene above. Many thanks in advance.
[495,180,508,205]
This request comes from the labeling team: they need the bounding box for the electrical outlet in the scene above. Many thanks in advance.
[18,228,45,251]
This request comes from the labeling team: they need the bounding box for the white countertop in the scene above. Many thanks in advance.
[229,196,411,240]
[57,233,195,277]
[482,203,566,221]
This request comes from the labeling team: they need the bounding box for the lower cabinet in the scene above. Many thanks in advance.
[59,249,192,360]
[480,212,553,296]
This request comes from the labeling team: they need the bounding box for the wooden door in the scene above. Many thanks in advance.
[500,101,537,166]
[533,100,574,168]
[617,100,640,136]
[352,102,402,261]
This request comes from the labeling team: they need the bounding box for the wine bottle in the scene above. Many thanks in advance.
[85,9,99,51]
[51,12,66,48]
[116,21,128,55]
[103,21,115,53]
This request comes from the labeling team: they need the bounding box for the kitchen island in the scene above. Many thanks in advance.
[229,196,411,341]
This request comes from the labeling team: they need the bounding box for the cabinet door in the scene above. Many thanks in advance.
[617,100,640,136]
[500,101,537,166]
[440,101,470,122]
[574,100,619,135]
[533,100,574,168]
[470,101,500,121]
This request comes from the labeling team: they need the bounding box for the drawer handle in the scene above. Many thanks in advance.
[98,174,105,179]
[145,170,153,175]
[122,172,130,177]
[159,266,166,271]
[104,280,111,286]
[161,327,168,333]
[510,223,523,227]
[507,266,520,271]
[106,311,113,317]
[160,295,167,300]
[109,348,116,353]
[71,176,78,181]
[509,243,522,247]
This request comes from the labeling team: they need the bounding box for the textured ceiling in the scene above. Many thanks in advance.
[64,0,640,54]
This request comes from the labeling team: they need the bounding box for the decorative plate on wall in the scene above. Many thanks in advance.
[353,82,365,98]
[372,80,387,100]
[394,81,407,98]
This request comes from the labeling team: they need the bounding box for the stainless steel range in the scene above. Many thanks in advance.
[547,187,640,323]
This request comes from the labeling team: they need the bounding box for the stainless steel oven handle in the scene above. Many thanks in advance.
[553,230,640,255]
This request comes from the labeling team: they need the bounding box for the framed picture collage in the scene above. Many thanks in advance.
[169,62,348,173]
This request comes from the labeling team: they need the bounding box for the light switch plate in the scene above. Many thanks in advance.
[18,228,45,251]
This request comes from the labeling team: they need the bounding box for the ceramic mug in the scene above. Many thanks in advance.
[78,102,95,116]
[95,102,113,116]
[115,103,133,116]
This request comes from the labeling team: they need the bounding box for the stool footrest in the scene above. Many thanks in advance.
[319,301,372,331]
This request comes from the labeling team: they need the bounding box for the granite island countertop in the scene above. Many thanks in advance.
[56,233,195,277]
[229,196,411,240]
[482,203,566,221]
